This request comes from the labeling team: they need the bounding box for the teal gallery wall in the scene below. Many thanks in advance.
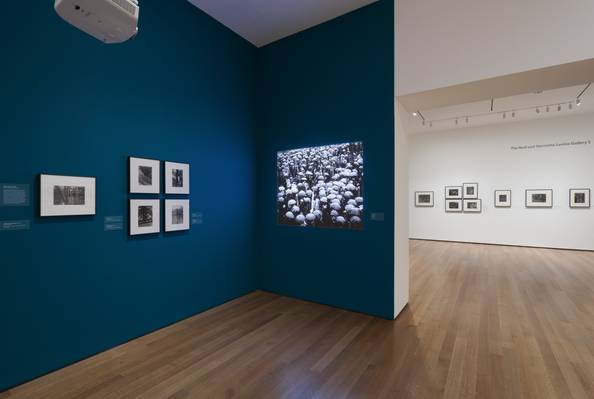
[0,0,395,391]
[0,0,257,390]
[255,0,395,319]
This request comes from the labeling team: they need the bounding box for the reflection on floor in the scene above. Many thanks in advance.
[5,240,594,399]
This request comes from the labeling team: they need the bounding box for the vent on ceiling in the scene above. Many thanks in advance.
[111,0,137,16]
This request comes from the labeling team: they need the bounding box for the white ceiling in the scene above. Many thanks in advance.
[408,84,594,133]
[188,0,379,47]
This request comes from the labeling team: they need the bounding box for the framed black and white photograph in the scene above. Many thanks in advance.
[463,199,482,213]
[129,157,160,194]
[445,199,463,212]
[40,174,96,217]
[445,186,462,199]
[463,183,479,199]
[130,199,160,236]
[165,161,190,195]
[165,199,190,232]
[277,142,363,229]
[570,188,591,208]
[494,190,512,208]
[525,189,553,208]
[415,191,434,207]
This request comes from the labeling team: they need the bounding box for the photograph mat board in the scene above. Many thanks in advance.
[129,157,160,194]
[525,190,553,208]
[495,190,512,207]
[165,199,190,232]
[165,162,190,194]
[463,183,479,199]
[415,191,434,207]
[464,199,482,213]
[446,199,463,212]
[40,175,96,217]
[570,189,591,208]
[445,186,462,199]
[130,199,160,235]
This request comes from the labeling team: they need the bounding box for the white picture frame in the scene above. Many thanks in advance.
[164,161,190,195]
[463,199,482,213]
[40,174,96,217]
[165,199,190,232]
[445,186,462,199]
[415,191,434,207]
[526,189,553,208]
[130,199,161,236]
[494,190,512,208]
[463,183,479,199]
[570,188,591,209]
[445,199,463,212]
[129,157,160,194]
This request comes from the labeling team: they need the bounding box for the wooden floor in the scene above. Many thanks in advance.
[4,240,594,399]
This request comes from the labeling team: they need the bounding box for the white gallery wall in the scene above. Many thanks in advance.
[396,0,594,96]
[409,112,594,251]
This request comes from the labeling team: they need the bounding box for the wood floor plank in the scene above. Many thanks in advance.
[4,240,594,399]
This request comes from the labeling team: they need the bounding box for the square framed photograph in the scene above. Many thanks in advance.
[165,161,190,195]
[494,190,512,208]
[445,186,463,199]
[129,157,160,194]
[415,191,434,207]
[40,174,96,217]
[277,142,363,229]
[165,199,190,232]
[130,199,161,236]
[463,183,478,199]
[525,189,553,208]
[463,199,482,213]
[445,199,463,212]
[569,188,591,208]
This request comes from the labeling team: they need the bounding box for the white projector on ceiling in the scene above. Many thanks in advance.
[55,0,139,44]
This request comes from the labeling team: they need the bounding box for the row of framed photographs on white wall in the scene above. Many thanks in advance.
[129,157,190,195]
[130,199,190,235]
[415,188,591,211]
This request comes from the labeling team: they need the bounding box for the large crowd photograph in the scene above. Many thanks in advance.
[277,142,364,230]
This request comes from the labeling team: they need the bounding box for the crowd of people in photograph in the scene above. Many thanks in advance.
[277,142,364,229]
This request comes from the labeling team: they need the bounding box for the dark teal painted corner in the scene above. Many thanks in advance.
[254,0,395,319]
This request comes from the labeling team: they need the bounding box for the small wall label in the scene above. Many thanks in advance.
[192,212,203,225]
[371,212,385,222]
[0,220,31,231]
[104,216,124,231]
[1,184,30,207]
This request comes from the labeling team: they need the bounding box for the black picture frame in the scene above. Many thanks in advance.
[445,186,463,199]
[415,191,434,207]
[39,174,97,217]
[463,183,479,199]
[463,198,482,213]
[569,188,591,209]
[525,189,553,208]
[128,156,161,195]
[494,190,512,208]
[163,160,191,195]
[445,199,463,212]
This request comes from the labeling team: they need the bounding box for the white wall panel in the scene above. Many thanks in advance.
[409,112,594,250]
